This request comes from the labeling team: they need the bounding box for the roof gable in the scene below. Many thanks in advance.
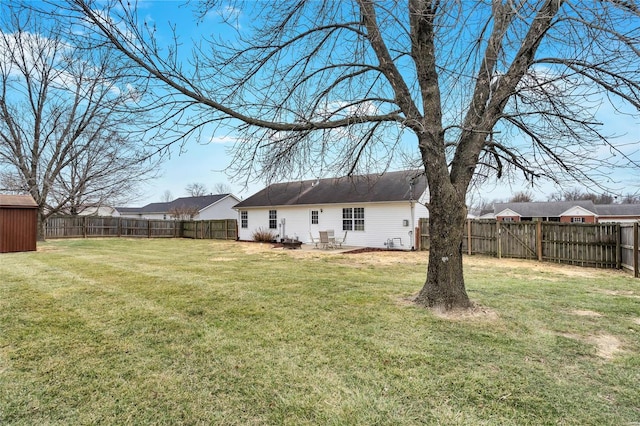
[495,208,521,217]
[560,205,597,217]
[234,170,427,208]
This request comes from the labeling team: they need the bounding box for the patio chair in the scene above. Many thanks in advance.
[334,231,347,248]
[319,231,333,249]
[309,232,319,249]
[327,229,336,247]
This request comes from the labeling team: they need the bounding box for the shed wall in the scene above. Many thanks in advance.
[0,207,38,253]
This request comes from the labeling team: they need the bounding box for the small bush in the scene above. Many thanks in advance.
[252,227,277,242]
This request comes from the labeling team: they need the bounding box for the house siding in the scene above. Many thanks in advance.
[198,196,240,220]
[238,201,427,249]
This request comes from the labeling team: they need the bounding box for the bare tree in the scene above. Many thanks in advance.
[63,0,640,309]
[185,183,208,197]
[168,205,199,220]
[161,190,174,202]
[548,188,615,204]
[509,191,534,203]
[212,182,232,194]
[620,193,640,204]
[0,4,158,238]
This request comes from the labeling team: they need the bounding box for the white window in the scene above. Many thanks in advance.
[269,210,277,229]
[311,210,319,225]
[241,211,248,228]
[571,217,585,223]
[343,207,365,231]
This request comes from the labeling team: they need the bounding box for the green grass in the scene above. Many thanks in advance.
[1,238,638,425]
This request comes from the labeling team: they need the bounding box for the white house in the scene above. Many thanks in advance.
[233,170,429,249]
[117,194,241,220]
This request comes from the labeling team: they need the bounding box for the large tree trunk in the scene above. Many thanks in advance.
[416,128,471,310]
[37,210,46,242]
[415,175,471,310]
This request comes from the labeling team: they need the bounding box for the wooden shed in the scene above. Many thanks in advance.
[0,194,38,253]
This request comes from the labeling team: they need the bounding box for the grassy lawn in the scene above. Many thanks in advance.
[1,238,639,425]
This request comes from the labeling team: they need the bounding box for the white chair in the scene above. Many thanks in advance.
[334,231,347,248]
[309,232,319,249]
[327,229,336,247]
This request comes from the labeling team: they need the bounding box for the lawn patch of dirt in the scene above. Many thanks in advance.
[558,332,623,360]
[396,294,499,322]
[571,310,603,317]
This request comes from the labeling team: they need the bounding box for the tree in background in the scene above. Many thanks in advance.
[620,193,640,204]
[548,189,615,204]
[167,205,199,220]
[64,0,640,310]
[161,190,174,203]
[185,183,208,197]
[509,191,534,203]
[0,4,158,238]
[212,182,232,194]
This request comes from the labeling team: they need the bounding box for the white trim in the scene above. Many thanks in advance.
[559,206,598,218]
[495,208,521,218]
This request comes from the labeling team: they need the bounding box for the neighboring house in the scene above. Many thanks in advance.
[593,204,640,223]
[233,170,429,249]
[76,205,120,217]
[117,194,241,220]
[490,201,640,223]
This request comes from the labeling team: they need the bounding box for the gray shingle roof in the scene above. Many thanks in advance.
[494,201,640,218]
[595,204,640,216]
[494,200,597,217]
[118,194,231,214]
[234,170,427,208]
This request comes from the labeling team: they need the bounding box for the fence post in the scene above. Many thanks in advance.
[536,221,543,261]
[83,216,87,238]
[634,222,639,278]
[496,220,502,259]
[467,219,472,255]
[616,223,621,270]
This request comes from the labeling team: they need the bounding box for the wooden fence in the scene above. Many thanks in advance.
[45,216,237,241]
[419,219,640,277]
[182,219,238,240]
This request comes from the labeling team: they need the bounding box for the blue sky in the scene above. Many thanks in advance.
[125,1,639,206]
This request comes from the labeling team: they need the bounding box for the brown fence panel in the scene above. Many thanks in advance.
[468,220,498,256]
[181,220,238,240]
[45,215,85,238]
[419,218,635,275]
[47,216,189,239]
[541,222,619,268]
[499,222,537,260]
